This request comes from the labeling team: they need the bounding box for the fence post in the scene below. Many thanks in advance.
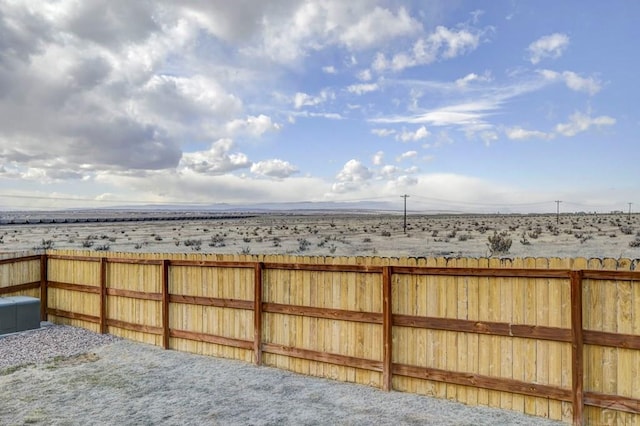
[100,257,107,334]
[162,259,170,349]
[570,270,584,426]
[254,262,264,365]
[382,265,393,391]
[39,254,48,321]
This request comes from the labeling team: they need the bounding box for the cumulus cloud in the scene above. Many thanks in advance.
[179,139,250,174]
[339,6,421,49]
[539,70,601,95]
[293,90,334,109]
[372,151,384,165]
[555,111,616,136]
[396,126,430,142]
[528,33,569,64]
[380,165,399,177]
[373,25,482,72]
[396,151,418,161]
[357,69,372,81]
[247,2,422,65]
[336,159,372,182]
[226,115,281,137]
[250,159,298,179]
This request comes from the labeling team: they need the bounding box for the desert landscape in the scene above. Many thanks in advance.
[1,210,639,259]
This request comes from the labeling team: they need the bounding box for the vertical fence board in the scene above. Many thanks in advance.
[571,269,584,426]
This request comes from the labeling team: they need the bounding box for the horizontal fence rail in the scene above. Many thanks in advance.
[1,251,640,425]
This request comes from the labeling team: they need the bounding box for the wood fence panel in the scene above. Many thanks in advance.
[0,257,40,290]
[168,260,254,362]
[46,255,101,331]
[261,254,383,387]
[582,258,640,425]
[105,261,162,345]
[47,256,100,286]
[0,254,40,299]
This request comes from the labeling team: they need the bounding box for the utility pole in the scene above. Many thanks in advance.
[401,194,410,234]
[629,202,633,222]
[555,200,562,225]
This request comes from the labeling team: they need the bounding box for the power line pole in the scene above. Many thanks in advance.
[401,194,410,234]
[555,200,562,224]
[629,202,633,222]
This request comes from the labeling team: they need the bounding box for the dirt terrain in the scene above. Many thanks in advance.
[1,211,639,259]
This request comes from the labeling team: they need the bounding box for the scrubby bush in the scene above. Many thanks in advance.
[36,239,55,250]
[487,231,511,255]
[620,225,634,235]
[209,234,225,247]
[184,239,202,251]
[297,238,311,252]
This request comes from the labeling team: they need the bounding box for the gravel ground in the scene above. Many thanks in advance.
[0,325,564,425]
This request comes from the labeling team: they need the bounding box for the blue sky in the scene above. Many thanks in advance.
[0,1,637,213]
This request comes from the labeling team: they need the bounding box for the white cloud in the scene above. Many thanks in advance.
[371,100,499,130]
[336,159,372,182]
[340,6,421,49]
[555,111,616,136]
[179,139,250,175]
[249,3,422,65]
[380,165,399,177]
[292,111,344,120]
[505,127,554,140]
[455,72,491,88]
[528,33,569,64]
[226,114,281,137]
[357,69,372,81]
[293,90,334,109]
[539,70,601,95]
[373,25,482,72]
[562,71,601,95]
[371,128,395,137]
[372,151,384,165]
[250,159,298,179]
[347,83,379,95]
[396,151,418,162]
[396,126,430,142]
[322,65,337,74]
[479,131,498,146]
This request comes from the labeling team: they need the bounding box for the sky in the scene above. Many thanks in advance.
[0,0,638,213]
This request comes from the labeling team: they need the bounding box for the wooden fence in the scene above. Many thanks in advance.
[1,250,639,425]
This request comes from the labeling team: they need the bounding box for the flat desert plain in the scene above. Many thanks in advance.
[1,211,640,259]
